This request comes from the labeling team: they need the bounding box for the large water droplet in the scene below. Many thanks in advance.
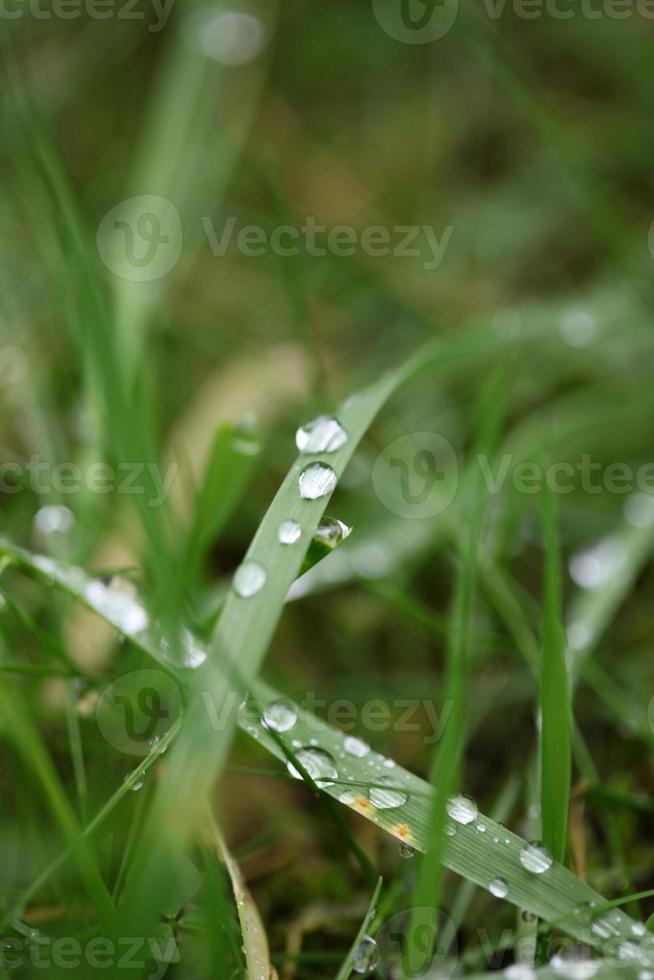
[369,782,408,810]
[296,415,347,454]
[519,842,553,874]
[298,463,337,500]
[86,580,149,636]
[446,795,478,825]
[489,878,509,898]
[278,519,301,545]
[550,953,599,978]
[504,966,536,980]
[315,517,352,546]
[287,748,338,785]
[352,935,378,974]
[343,736,370,758]
[233,561,266,598]
[262,700,297,733]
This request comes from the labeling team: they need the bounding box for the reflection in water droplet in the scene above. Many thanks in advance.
[298,463,337,500]
[369,782,408,810]
[519,842,553,874]
[343,736,370,758]
[287,748,338,785]
[446,795,478,825]
[296,415,348,454]
[489,878,509,898]
[352,935,378,974]
[262,701,297,733]
[399,843,416,859]
[233,561,266,598]
[278,519,301,545]
[315,517,352,546]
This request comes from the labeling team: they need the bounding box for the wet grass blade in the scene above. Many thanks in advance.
[334,876,382,980]
[4,520,652,962]
[539,482,571,866]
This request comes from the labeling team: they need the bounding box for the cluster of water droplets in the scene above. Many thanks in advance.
[231,413,350,600]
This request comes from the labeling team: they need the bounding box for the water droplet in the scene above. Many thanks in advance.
[315,517,352,546]
[187,8,266,65]
[476,822,486,833]
[86,580,149,635]
[233,561,266,598]
[569,537,626,590]
[124,771,144,792]
[559,310,596,348]
[278,519,301,545]
[298,463,337,500]
[287,748,338,785]
[446,795,478,825]
[638,971,654,980]
[489,878,509,898]
[445,822,456,837]
[519,842,553,874]
[339,788,358,805]
[33,504,75,537]
[296,415,347,454]
[382,757,395,769]
[262,700,297,733]
[504,965,536,980]
[625,493,654,529]
[352,935,378,974]
[631,923,647,938]
[369,782,408,810]
[399,843,416,859]
[550,953,599,978]
[343,736,370,758]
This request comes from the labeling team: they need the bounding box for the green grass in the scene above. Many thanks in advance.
[2,7,654,978]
